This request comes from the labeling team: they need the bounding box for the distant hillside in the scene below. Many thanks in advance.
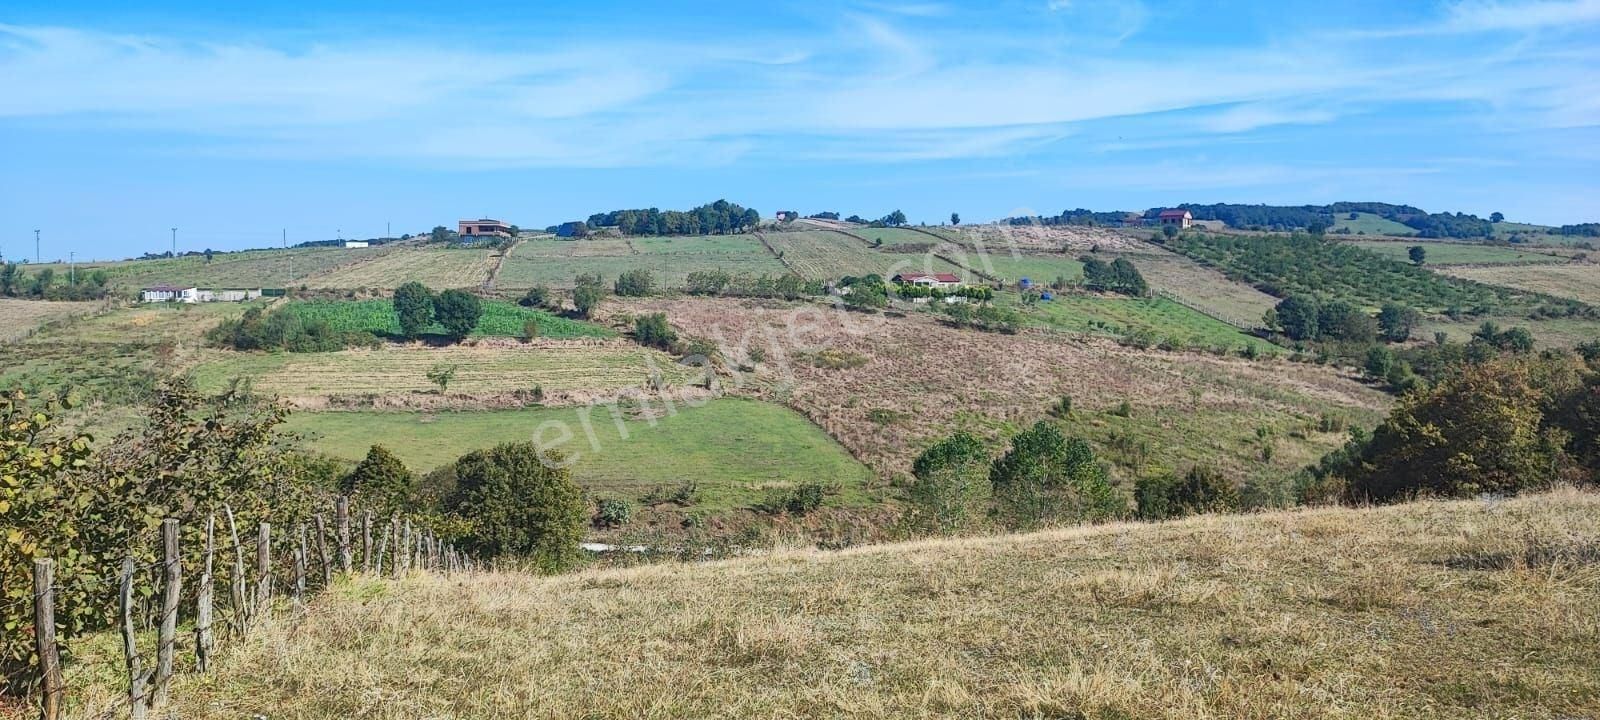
[135,489,1600,719]
[1006,202,1594,241]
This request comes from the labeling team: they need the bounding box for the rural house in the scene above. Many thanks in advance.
[140,285,199,303]
[892,272,962,290]
[458,218,513,238]
[343,240,369,248]
[1157,209,1193,229]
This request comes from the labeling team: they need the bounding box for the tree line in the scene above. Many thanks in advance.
[0,263,113,301]
[573,200,760,237]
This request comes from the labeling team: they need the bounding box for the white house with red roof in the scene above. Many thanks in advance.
[892,272,962,290]
[1157,209,1193,229]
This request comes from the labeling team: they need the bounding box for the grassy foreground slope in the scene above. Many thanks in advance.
[164,490,1599,719]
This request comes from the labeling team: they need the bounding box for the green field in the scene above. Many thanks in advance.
[282,299,612,339]
[497,235,788,289]
[1119,250,1280,329]
[764,231,966,280]
[998,292,1280,353]
[851,227,956,246]
[283,398,875,510]
[971,254,1084,285]
[1348,240,1567,266]
[1332,212,1415,236]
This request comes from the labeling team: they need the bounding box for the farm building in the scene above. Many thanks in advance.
[459,218,513,238]
[774,210,799,222]
[343,240,370,249]
[140,285,199,303]
[893,272,962,290]
[1157,209,1193,229]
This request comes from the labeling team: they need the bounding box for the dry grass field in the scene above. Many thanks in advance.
[496,235,788,288]
[763,231,967,280]
[0,298,103,342]
[1119,250,1281,328]
[137,489,1600,719]
[302,246,497,289]
[28,246,394,290]
[189,339,698,404]
[623,297,1388,485]
[1440,262,1600,305]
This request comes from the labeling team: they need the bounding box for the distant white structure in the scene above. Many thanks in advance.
[141,285,199,303]
[344,240,370,249]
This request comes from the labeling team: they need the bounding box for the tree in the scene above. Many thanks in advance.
[393,282,435,339]
[1377,303,1421,342]
[882,209,908,227]
[1135,465,1238,520]
[573,273,605,318]
[1318,300,1376,343]
[842,277,888,310]
[1273,295,1321,341]
[443,442,585,571]
[1408,245,1426,265]
[433,289,482,341]
[430,225,453,243]
[340,445,415,514]
[427,363,457,394]
[904,432,990,535]
[1108,257,1149,296]
[614,269,654,297]
[1161,223,1179,240]
[634,312,677,350]
[204,248,215,264]
[950,212,961,226]
[989,420,1122,528]
[1491,212,1505,223]
[519,285,551,308]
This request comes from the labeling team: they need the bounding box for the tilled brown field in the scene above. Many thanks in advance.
[622,297,1390,478]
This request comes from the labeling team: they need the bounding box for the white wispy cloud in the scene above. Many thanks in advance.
[1443,0,1600,32]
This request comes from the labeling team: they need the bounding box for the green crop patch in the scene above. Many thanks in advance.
[282,299,613,339]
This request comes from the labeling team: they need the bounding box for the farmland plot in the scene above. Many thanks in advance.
[1118,250,1280,328]
[0,299,102,342]
[190,341,697,400]
[498,235,787,288]
[32,247,392,289]
[1001,292,1281,354]
[762,231,965,281]
[1440,263,1600,305]
[1348,240,1567,265]
[282,299,613,339]
[303,246,497,289]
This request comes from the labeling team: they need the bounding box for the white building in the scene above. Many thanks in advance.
[344,240,370,249]
[141,285,200,303]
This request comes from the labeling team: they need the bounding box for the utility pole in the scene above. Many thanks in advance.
[170,227,177,258]
[386,221,390,242]
[35,229,41,264]
[284,228,291,281]
[69,252,74,285]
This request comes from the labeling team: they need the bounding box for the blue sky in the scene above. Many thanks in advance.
[2,0,1598,260]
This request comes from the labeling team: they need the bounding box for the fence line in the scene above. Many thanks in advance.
[13,497,473,720]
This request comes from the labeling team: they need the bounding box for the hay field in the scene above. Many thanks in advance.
[302,246,497,289]
[625,297,1387,483]
[497,236,788,288]
[144,489,1600,719]
[0,298,102,342]
[28,246,390,289]
[1348,240,1567,265]
[1120,250,1280,328]
[1003,292,1280,354]
[763,231,965,280]
[189,341,697,401]
[1440,263,1600,305]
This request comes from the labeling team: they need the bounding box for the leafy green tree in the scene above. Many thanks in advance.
[614,269,654,297]
[519,285,551,308]
[1490,212,1505,223]
[393,282,435,339]
[1408,245,1426,265]
[950,212,960,226]
[433,289,482,341]
[340,445,416,513]
[1273,295,1321,341]
[427,363,457,394]
[1162,223,1179,240]
[1377,303,1420,342]
[904,432,990,535]
[443,442,585,571]
[843,278,888,310]
[1364,345,1397,380]
[1108,257,1149,296]
[573,273,605,318]
[1318,300,1377,343]
[430,225,453,243]
[989,421,1122,528]
[634,312,677,350]
[882,209,908,227]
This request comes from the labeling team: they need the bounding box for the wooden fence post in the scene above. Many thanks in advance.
[397,520,411,576]
[255,522,272,613]
[293,524,308,612]
[196,513,215,673]
[314,514,332,587]
[120,557,151,720]
[376,522,392,576]
[362,510,374,573]
[154,519,182,706]
[336,496,352,575]
[224,505,248,633]
[33,559,63,720]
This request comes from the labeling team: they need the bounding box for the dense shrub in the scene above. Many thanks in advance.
[393,281,434,339]
[633,313,677,350]
[573,272,605,318]
[903,432,991,535]
[758,482,836,516]
[989,421,1123,528]
[442,442,585,572]
[1135,465,1239,520]
[207,305,377,352]
[339,445,416,515]
[433,289,483,341]
[518,285,551,309]
[594,498,633,528]
[614,269,655,297]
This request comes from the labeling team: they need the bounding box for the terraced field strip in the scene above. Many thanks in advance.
[303,246,497,289]
[189,342,696,397]
[762,231,964,281]
[31,246,399,290]
[282,299,612,339]
[1348,240,1569,265]
[1003,292,1281,354]
[1439,263,1600,305]
[498,235,787,288]
[282,398,874,509]
[1119,250,1279,329]
[0,299,105,342]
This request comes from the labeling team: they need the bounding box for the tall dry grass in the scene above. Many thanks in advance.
[123,489,1600,719]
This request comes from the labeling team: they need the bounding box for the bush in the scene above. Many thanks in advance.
[433,289,483,341]
[522,317,540,341]
[340,445,416,514]
[634,312,677,350]
[442,442,586,571]
[573,273,605,318]
[1135,465,1239,520]
[519,285,551,308]
[614,269,655,297]
[989,421,1123,528]
[393,281,434,339]
[758,482,836,516]
[903,432,991,535]
[594,498,633,528]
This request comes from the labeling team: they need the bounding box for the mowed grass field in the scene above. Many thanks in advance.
[282,299,612,339]
[139,490,1600,719]
[282,398,873,507]
[1120,250,1280,328]
[30,246,390,289]
[1348,240,1567,265]
[303,246,497,289]
[1000,292,1281,354]
[0,298,103,342]
[968,253,1083,285]
[1440,263,1600,305]
[190,342,695,398]
[1419,314,1600,350]
[1332,212,1415,236]
[498,235,788,288]
[764,231,965,280]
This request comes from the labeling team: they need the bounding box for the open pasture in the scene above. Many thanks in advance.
[1348,240,1567,265]
[1439,262,1600,305]
[283,398,873,508]
[1332,212,1415,236]
[189,341,696,399]
[1000,292,1280,354]
[0,299,103,342]
[498,235,787,288]
[1119,250,1280,328]
[763,231,965,281]
[282,299,612,339]
[302,246,497,289]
